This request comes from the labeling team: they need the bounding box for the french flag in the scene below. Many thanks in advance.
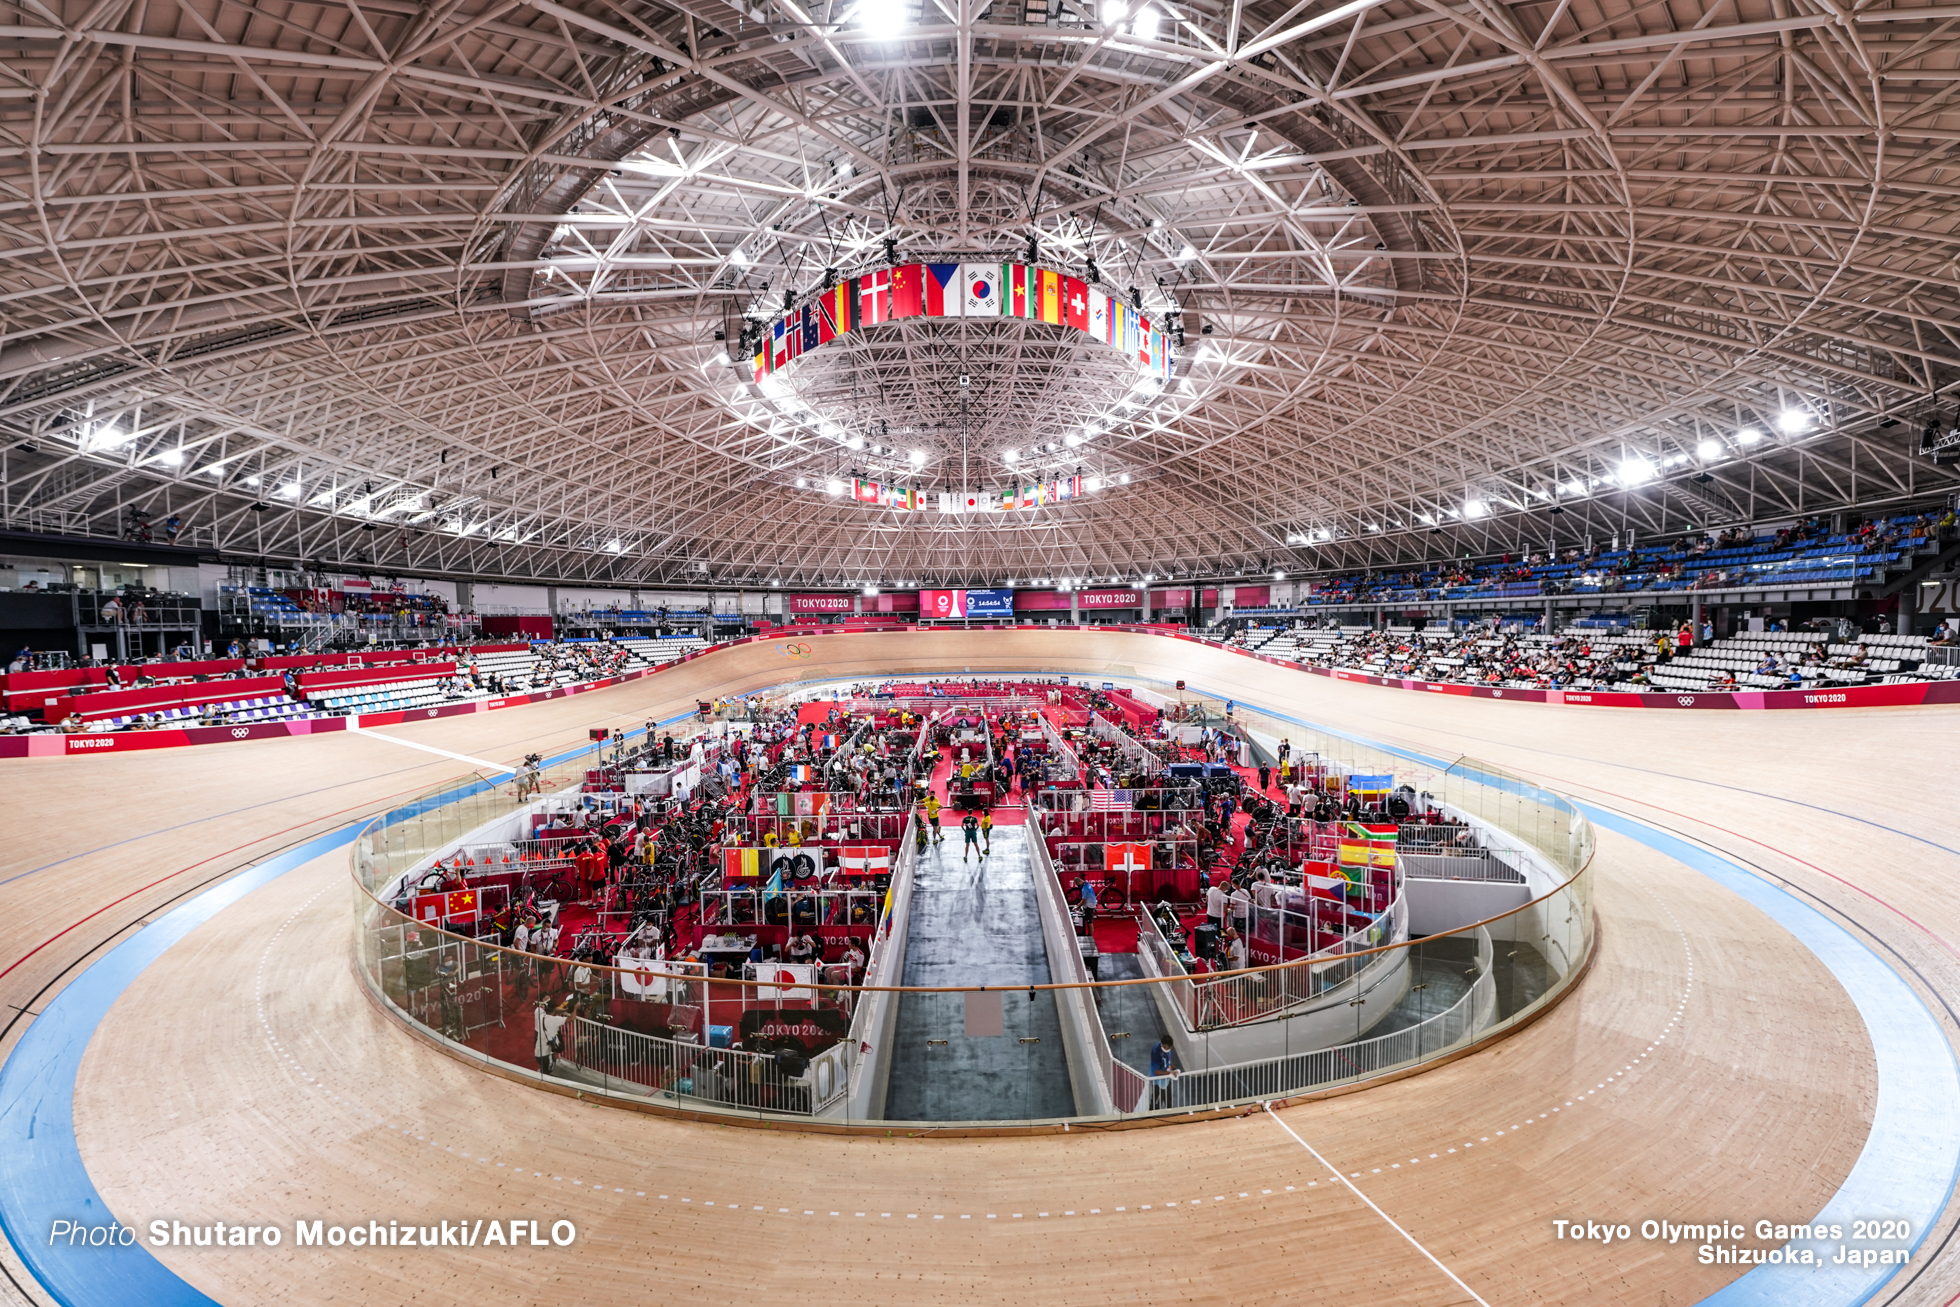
[924,264,961,316]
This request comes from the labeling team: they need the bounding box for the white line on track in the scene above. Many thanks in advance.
[344,720,514,774]
[1263,1103,1492,1307]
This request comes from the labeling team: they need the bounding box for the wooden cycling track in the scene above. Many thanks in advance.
[1,628,1955,1307]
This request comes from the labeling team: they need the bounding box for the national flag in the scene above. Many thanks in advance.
[1019,484,1037,509]
[1009,264,1034,319]
[794,791,831,818]
[854,478,882,503]
[1036,481,1052,506]
[723,847,764,878]
[789,764,814,782]
[840,844,893,875]
[1088,286,1109,342]
[1110,299,1127,357]
[891,263,924,317]
[924,263,961,316]
[1337,838,1372,868]
[961,263,1003,316]
[1305,871,1347,900]
[1105,841,1151,873]
[447,888,479,924]
[1090,788,1133,811]
[409,893,448,925]
[1037,268,1063,324]
[617,953,684,999]
[801,303,820,352]
[755,962,816,1002]
[999,487,1016,511]
[783,312,803,363]
[894,486,921,511]
[818,283,851,343]
[1063,275,1089,332]
[1054,474,1081,501]
[859,268,890,324]
[1136,314,1152,366]
[820,733,836,749]
[961,489,990,512]
[771,317,791,370]
[752,348,769,384]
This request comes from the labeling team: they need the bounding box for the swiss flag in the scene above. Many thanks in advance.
[891,264,925,318]
[923,264,961,316]
[1105,841,1151,874]
[1063,276,1089,331]
[859,269,890,325]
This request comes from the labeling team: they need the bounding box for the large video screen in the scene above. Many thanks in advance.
[919,588,1015,619]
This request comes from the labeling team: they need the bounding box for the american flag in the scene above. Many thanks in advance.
[1091,789,1133,811]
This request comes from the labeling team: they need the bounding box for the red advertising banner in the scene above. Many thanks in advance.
[789,594,854,613]
[1013,589,1140,610]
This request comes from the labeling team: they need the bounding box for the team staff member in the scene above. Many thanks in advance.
[923,792,944,843]
[961,810,983,862]
[1149,1037,1180,1109]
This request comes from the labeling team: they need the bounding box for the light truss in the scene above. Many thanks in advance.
[1,0,1957,589]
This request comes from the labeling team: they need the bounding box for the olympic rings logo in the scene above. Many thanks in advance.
[784,643,812,658]
[231,727,250,739]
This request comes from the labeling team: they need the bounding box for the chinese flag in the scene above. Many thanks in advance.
[447,889,480,924]
[1063,276,1089,331]
[891,264,925,318]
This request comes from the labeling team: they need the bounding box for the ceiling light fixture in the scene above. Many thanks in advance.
[1777,409,1811,435]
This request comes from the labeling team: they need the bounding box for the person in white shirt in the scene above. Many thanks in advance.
[1229,884,1252,935]
[1225,929,1247,972]
[533,999,568,1074]
[1251,874,1279,910]
[1205,879,1228,931]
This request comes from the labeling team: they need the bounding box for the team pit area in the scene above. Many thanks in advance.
[354,675,1594,1126]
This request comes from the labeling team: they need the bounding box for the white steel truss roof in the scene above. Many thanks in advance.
[2,0,1958,588]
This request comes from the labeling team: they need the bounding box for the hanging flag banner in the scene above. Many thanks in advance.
[962,262,1003,316]
[924,263,961,316]
[773,263,1172,519]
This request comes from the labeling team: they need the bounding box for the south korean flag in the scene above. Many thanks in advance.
[961,263,1003,317]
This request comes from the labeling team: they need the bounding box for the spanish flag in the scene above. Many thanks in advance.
[724,847,763,878]
[1037,268,1064,324]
